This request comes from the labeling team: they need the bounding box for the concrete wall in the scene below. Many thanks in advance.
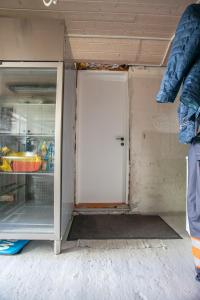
[128,66,188,214]
[0,17,64,61]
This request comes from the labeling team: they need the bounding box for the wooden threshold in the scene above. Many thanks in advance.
[75,203,127,209]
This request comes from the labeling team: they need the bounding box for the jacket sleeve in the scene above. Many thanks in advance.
[156,4,200,103]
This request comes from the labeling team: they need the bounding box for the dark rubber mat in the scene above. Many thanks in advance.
[67,214,182,240]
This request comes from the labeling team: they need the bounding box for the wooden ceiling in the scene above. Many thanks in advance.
[0,0,195,65]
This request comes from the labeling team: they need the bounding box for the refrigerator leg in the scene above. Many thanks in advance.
[54,240,61,255]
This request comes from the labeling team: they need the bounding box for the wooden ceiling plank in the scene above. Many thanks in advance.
[68,37,167,53]
[68,24,175,38]
[0,0,194,16]
[69,51,162,64]
[62,11,180,24]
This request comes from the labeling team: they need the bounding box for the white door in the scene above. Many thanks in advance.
[76,71,129,205]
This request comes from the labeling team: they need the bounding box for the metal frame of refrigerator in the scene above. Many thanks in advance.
[0,61,73,254]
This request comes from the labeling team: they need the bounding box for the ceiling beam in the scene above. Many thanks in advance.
[66,34,170,41]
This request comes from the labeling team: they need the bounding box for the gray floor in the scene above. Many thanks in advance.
[0,214,199,300]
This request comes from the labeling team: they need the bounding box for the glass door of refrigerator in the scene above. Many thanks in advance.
[0,67,57,234]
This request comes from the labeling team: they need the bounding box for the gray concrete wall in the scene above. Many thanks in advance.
[0,17,64,61]
[128,66,188,214]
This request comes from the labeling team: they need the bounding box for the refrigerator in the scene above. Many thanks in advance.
[0,62,75,254]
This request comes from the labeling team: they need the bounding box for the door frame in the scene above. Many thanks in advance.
[75,70,130,207]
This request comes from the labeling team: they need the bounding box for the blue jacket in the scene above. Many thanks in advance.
[177,102,200,144]
[156,4,200,144]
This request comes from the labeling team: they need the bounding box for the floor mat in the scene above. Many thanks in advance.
[0,240,29,255]
[67,214,182,240]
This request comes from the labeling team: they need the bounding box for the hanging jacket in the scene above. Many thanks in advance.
[177,102,199,144]
[156,4,200,144]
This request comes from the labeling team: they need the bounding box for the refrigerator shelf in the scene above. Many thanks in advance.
[0,134,55,137]
[0,183,25,197]
[0,171,54,175]
[0,203,54,234]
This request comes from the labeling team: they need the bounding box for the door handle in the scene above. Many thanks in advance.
[116,137,124,141]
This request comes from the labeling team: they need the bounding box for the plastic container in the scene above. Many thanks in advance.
[12,161,41,172]
[0,150,42,172]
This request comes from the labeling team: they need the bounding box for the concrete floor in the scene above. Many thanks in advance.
[0,214,200,300]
